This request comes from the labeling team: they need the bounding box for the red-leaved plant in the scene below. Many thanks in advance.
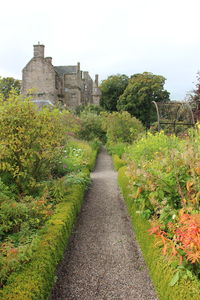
[148,213,200,265]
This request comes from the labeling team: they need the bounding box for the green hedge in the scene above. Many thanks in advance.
[118,166,200,300]
[0,146,99,300]
[0,183,86,300]
[112,154,127,171]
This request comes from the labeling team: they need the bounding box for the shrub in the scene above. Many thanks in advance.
[112,155,127,171]
[0,92,67,194]
[106,142,127,157]
[0,183,87,299]
[60,110,81,137]
[0,141,98,297]
[118,166,200,300]
[125,131,180,164]
[74,104,105,116]
[59,138,97,174]
[149,213,200,278]
[78,112,106,143]
[102,111,144,144]
[122,128,200,284]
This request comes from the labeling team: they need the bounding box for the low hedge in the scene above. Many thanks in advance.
[0,182,86,300]
[0,146,99,300]
[112,154,127,171]
[118,166,200,300]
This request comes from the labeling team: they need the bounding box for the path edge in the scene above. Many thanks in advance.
[117,165,200,300]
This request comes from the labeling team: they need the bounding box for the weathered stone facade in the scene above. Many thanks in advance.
[22,44,101,107]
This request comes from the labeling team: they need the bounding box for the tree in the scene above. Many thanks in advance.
[100,74,129,112]
[117,72,170,126]
[0,77,21,100]
[187,72,200,121]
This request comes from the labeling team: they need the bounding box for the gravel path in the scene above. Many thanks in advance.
[50,148,158,300]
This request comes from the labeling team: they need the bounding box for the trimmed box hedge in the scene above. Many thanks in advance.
[112,154,127,171]
[0,183,86,300]
[0,146,98,300]
[118,166,200,300]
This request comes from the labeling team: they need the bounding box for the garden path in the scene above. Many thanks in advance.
[50,147,157,300]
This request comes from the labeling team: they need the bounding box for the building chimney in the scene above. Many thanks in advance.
[45,57,52,64]
[95,74,99,87]
[34,42,45,58]
[77,62,80,73]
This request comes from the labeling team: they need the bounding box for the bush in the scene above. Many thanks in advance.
[78,112,106,143]
[0,182,87,299]
[118,166,200,300]
[74,104,105,116]
[112,155,127,171]
[125,131,200,218]
[0,141,98,298]
[59,138,98,174]
[106,142,127,157]
[0,106,99,295]
[0,92,67,194]
[101,111,144,145]
[60,110,81,137]
[121,128,200,286]
[125,131,180,164]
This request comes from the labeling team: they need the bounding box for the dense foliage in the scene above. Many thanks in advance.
[78,111,106,143]
[118,166,200,300]
[117,72,170,125]
[0,92,67,194]
[187,72,200,121]
[100,74,129,112]
[115,128,200,285]
[0,77,21,100]
[102,111,144,145]
[74,104,105,116]
[0,92,99,293]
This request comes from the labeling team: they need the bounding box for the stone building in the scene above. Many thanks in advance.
[22,43,101,108]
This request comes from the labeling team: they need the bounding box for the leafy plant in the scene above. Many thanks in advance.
[102,111,144,145]
[78,112,106,143]
[0,92,67,193]
[148,213,200,283]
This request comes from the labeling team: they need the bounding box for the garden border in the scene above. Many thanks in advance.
[0,147,98,300]
[118,166,200,300]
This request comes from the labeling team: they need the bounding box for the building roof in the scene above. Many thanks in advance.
[54,66,77,75]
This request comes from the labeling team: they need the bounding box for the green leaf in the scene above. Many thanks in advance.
[169,271,180,286]
[186,270,194,280]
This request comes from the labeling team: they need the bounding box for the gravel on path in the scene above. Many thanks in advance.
[50,147,158,300]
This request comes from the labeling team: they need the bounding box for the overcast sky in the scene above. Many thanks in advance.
[0,0,200,100]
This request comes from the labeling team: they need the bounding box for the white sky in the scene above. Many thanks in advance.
[0,0,200,99]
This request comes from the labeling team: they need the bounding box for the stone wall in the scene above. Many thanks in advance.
[22,44,60,104]
[22,44,101,107]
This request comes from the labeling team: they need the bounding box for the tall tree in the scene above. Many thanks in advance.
[0,77,21,100]
[117,72,170,126]
[100,74,129,112]
[187,72,200,121]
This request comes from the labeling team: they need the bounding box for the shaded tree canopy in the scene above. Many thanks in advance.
[0,77,21,100]
[99,74,129,112]
[187,72,200,121]
[117,72,170,125]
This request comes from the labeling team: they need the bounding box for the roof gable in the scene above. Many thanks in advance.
[54,66,77,75]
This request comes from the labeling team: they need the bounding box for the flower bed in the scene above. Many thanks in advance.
[118,166,200,300]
